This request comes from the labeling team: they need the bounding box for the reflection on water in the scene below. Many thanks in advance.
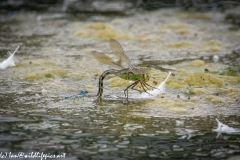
[0,6,240,160]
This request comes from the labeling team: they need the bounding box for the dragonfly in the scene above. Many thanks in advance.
[91,39,157,101]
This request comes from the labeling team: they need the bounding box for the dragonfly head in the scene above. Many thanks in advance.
[143,73,150,82]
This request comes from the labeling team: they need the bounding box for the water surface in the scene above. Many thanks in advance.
[0,8,240,159]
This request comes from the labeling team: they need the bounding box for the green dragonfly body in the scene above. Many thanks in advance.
[118,69,150,81]
[91,39,155,101]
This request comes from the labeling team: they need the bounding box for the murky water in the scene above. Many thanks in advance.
[0,8,240,160]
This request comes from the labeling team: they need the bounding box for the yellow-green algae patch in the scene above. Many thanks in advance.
[177,29,190,34]
[108,77,129,87]
[177,11,211,20]
[67,72,89,80]
[75,22,132,40]
[185,73,224,86]
[165,40,223,51]
[18,58,57,66]
[25,69,67,80]
[165,60,235,90]
[146,98,188,113]
[220,88,240,94]
[129,60,240,117]
[190,96,200,102]
[216,88,240,101]
[45,73,54,78]
[162,22,188,29]
[167,70,189,88]
[160,22,190,35]
[190,60,205,66]
[204,95,223,104]
[167,80,186,88]
[145,68,171,86]
[191,88,210,94]
[201,40,222,52]
[166,102,187,113]
[166,41,194,48]
[85,85,97,90]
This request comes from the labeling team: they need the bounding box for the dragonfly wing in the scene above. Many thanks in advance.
[131,67,151,74]
[109,39,135,70]
[91,51,124,69]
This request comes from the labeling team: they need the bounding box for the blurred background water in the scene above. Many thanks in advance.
[0,0,240,159]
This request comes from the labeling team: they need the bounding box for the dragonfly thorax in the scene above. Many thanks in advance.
[118,70,150,82]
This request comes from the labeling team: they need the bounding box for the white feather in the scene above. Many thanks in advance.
[0,46,19,70]
[212,118,240,138]
[139,71,171,98]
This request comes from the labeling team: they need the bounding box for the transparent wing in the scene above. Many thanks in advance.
[109,39,134,70]
[91,51,124,69]
[109,39,150,74]
[131,68,151,74]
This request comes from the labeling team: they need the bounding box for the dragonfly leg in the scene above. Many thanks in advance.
[143,81,159,90]
[131,81,152,95]
[124,81,139,101]
[140,81,153,96]
[130,80,152,96]
[141,82,151,91]
[97,92,101,97]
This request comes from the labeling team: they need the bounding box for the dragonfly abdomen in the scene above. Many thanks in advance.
[97,69,117,97]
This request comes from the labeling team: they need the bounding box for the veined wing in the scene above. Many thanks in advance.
[91,51,124,69]
[109,39,150,74]
[109,39,135,71]
[131,68,151,74]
